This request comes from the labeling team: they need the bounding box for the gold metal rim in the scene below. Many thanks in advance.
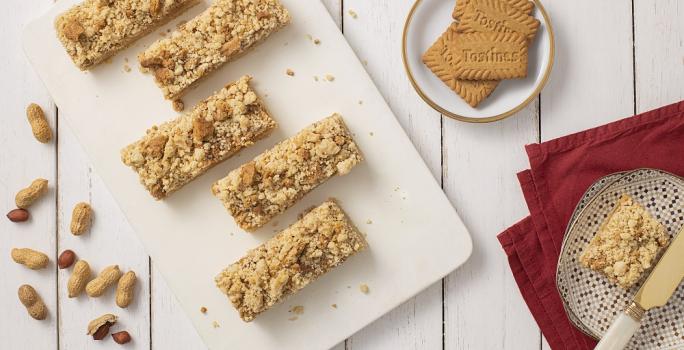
[401,0,556,123]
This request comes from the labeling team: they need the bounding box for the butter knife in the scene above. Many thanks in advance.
[595,227,684,350]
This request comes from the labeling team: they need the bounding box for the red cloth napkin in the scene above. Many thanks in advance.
[498,99,684,349]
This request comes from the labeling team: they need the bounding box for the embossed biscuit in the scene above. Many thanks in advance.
[422,23,499,107]
[450,31,528,80]
[457,0,540,41]
[452,0,533,20]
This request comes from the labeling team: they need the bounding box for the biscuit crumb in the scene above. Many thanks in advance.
[123,64,132,73]
[289,305,304,315]
[288,316,298,321]
[359,284,369,294]
[212,321,220,328]
[325,74,335,82]
[313,38,321,45]
[159,31,166,37]
[306,34,313,41]
[369,132,374,136]
[172,99,184,112]
[200,306,207,314]
[286,69,295,76]
[314,76,319,81]
[366,219,372,224]
[348,10,358,19]
[331,304,337,309]
[358,100,363,105]
[362,60,368,66]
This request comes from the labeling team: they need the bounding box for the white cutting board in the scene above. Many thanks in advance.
[22,1,473,349]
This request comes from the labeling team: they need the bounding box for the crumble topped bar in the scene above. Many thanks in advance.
[138,0,291,100]
[212,114,363,231]
[579,194,670,289]
[55,0,199,70]
[215,200,366,322]
[121,75,276,199]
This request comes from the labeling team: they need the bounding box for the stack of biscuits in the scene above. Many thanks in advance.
[422,0,541,108]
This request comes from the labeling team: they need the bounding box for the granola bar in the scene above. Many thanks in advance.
[579,194,670,289]
[138,0,291,100]
[215,200,366,322]
[121,75,276,199]
[55,0,199,70]
[212,114,363,231]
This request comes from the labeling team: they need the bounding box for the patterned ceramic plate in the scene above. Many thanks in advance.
[557,168,684,349]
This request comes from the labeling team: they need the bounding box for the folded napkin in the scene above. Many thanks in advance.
[498,99,684,349]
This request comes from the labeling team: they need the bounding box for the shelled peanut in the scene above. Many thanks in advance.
[86,265,121,297]
[116,271,136,308]
[70,202,92,235]
[15,178,48,209]
[11,248,49,270]
[67,260,91,298]
[18,284,47,320]
[87,314,117,340]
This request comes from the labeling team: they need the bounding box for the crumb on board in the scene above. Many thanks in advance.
[200,306,207,314]
[394,186,400,192]
[159,31,166,37]
[348,9,358,19]
[362,59,368,66]
[314,38,321,45]
[369,132,374,136]
[286,68,295,76]
[172,99,184,112]
[331,304,337,309]
[359,284,370,294]
[288,316,298,321]
[306,34,313,41]
[289,305,304,315]
[314,75,319,81]
[325,74,335,82]
[366,219,372,224]
[212,321,220,328]
[123,64,131,73]
[358,100,363,105]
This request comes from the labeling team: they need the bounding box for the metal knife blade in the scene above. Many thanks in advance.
[634,227,684,310]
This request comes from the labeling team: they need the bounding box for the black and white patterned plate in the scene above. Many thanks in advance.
[556,169,684,349]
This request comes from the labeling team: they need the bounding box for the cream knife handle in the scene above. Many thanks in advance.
[595,312,641,350]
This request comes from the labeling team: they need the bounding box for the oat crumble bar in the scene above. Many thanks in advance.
[215,200,366,322]
[579,194,670,289]
[211,114,363,231]
[138,0,291,100]
[55,0,199,70]
[121,75,276,199]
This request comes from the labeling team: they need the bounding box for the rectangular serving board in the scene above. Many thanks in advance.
[22,1,472,349]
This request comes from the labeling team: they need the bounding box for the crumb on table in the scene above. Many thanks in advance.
[172,99,184,112]
[359,284,369,294]
[289,305,304,315]
[200,306,207,314]
[348,9,358,19]
[325,74,335,82]
[286,68,295,76]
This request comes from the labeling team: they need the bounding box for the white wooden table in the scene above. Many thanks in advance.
[2,0,682,349]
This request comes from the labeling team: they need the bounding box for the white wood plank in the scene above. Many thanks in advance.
[0,0,58,349]
[341,1,443,349]
[442,102,541,350]
[321,0,342,29]
[57,124,151,349]
[539,0,634,140]
[150,265,205,350]
[634,0,684,113]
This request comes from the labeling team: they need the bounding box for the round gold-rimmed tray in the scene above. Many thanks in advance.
[557,169,684,349]
[402,0,555,123]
